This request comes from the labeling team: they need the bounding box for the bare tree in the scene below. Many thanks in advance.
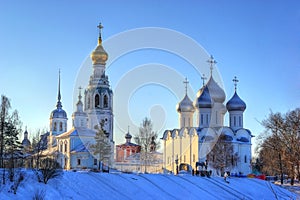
[39,157,62,184]
[257,108,300,185]
[91,120,112,171]
[134,117,160,173]
[207,134,239,175]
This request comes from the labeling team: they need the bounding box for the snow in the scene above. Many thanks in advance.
[0,170,298,200]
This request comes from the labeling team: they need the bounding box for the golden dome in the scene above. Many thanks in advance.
[90,38,108,65]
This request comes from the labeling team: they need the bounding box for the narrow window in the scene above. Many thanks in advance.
[64,157,67,168]
[77,159,81,165]
[104,95,108,108]
[87,96,90,109]
[95,94,100,108]
[94,159,97,165]
[64,142,67,153]
[60,143,63,152]
[201,114,203,125]
[239,116,242,126]
[244,155,247,163]
[54,122,57,131]
[59,122,63,131]
[234,116,236,126]
[206,114,208,124]
[231,155,234,166]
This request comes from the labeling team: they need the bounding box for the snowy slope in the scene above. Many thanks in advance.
[0,170,298,200]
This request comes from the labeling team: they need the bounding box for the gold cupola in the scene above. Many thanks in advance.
[90,23,108,65]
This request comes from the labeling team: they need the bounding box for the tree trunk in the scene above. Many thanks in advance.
[278,153,284,185]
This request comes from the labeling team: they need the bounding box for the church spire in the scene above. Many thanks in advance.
[56,69,62,109]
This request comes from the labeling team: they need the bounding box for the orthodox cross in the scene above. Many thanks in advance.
[207,55,217,76]
[183,77,189,95]
[78,86,82,100]
[127,125,130,133]
[201,74,207,86]
[97,22,104,39]
[233,76,239,91]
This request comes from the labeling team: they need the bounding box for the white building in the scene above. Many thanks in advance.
[162,56,253,176]
[46,24,114,170]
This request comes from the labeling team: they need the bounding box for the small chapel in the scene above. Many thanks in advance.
[44,23,114,170]
[162,56,253,176]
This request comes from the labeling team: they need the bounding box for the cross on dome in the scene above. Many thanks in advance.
[97,22,104,40]
[233,76,239,91]
[183,77,189,95]
[207,55,217,76]
[201,74,207,86]
[78,86,82,100]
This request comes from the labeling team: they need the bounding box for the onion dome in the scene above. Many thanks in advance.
[226,91,246,111]
[125,132,132,140]
[177,95,195,112]
[22,129,31,147]
[125,131,132,144]
[206,76,226,103]
[90,23,108,65]
[50,70,67,119]
[195,86,213,108]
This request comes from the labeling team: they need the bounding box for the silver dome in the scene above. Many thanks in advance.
[177,94,195,112]
[50,108,68,119]
[195,86,213,108]
[206,76,226,103]
[226,92,246,111]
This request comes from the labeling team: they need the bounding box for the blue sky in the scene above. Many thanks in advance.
[0,1,299,149]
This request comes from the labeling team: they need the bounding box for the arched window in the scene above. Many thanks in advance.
[200,114,203,125]
[59,122,63,131]
[234,116,236,126]
[103,95,108,108]
[239,116,242,126]
[244,155,247,163]
[95,94,100,108]
[54,122,57,131]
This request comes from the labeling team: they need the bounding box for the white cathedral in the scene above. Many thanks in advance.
[45,24,114,170]
[162,57,253,176]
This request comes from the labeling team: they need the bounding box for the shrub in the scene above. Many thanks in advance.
[39,158,62,184]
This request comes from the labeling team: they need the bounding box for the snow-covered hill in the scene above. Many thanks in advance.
[1,170,298,200]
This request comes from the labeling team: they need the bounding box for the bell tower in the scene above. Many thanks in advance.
[84,23,114,142]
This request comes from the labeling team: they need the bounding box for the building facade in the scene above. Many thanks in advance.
[162,56,253,176]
